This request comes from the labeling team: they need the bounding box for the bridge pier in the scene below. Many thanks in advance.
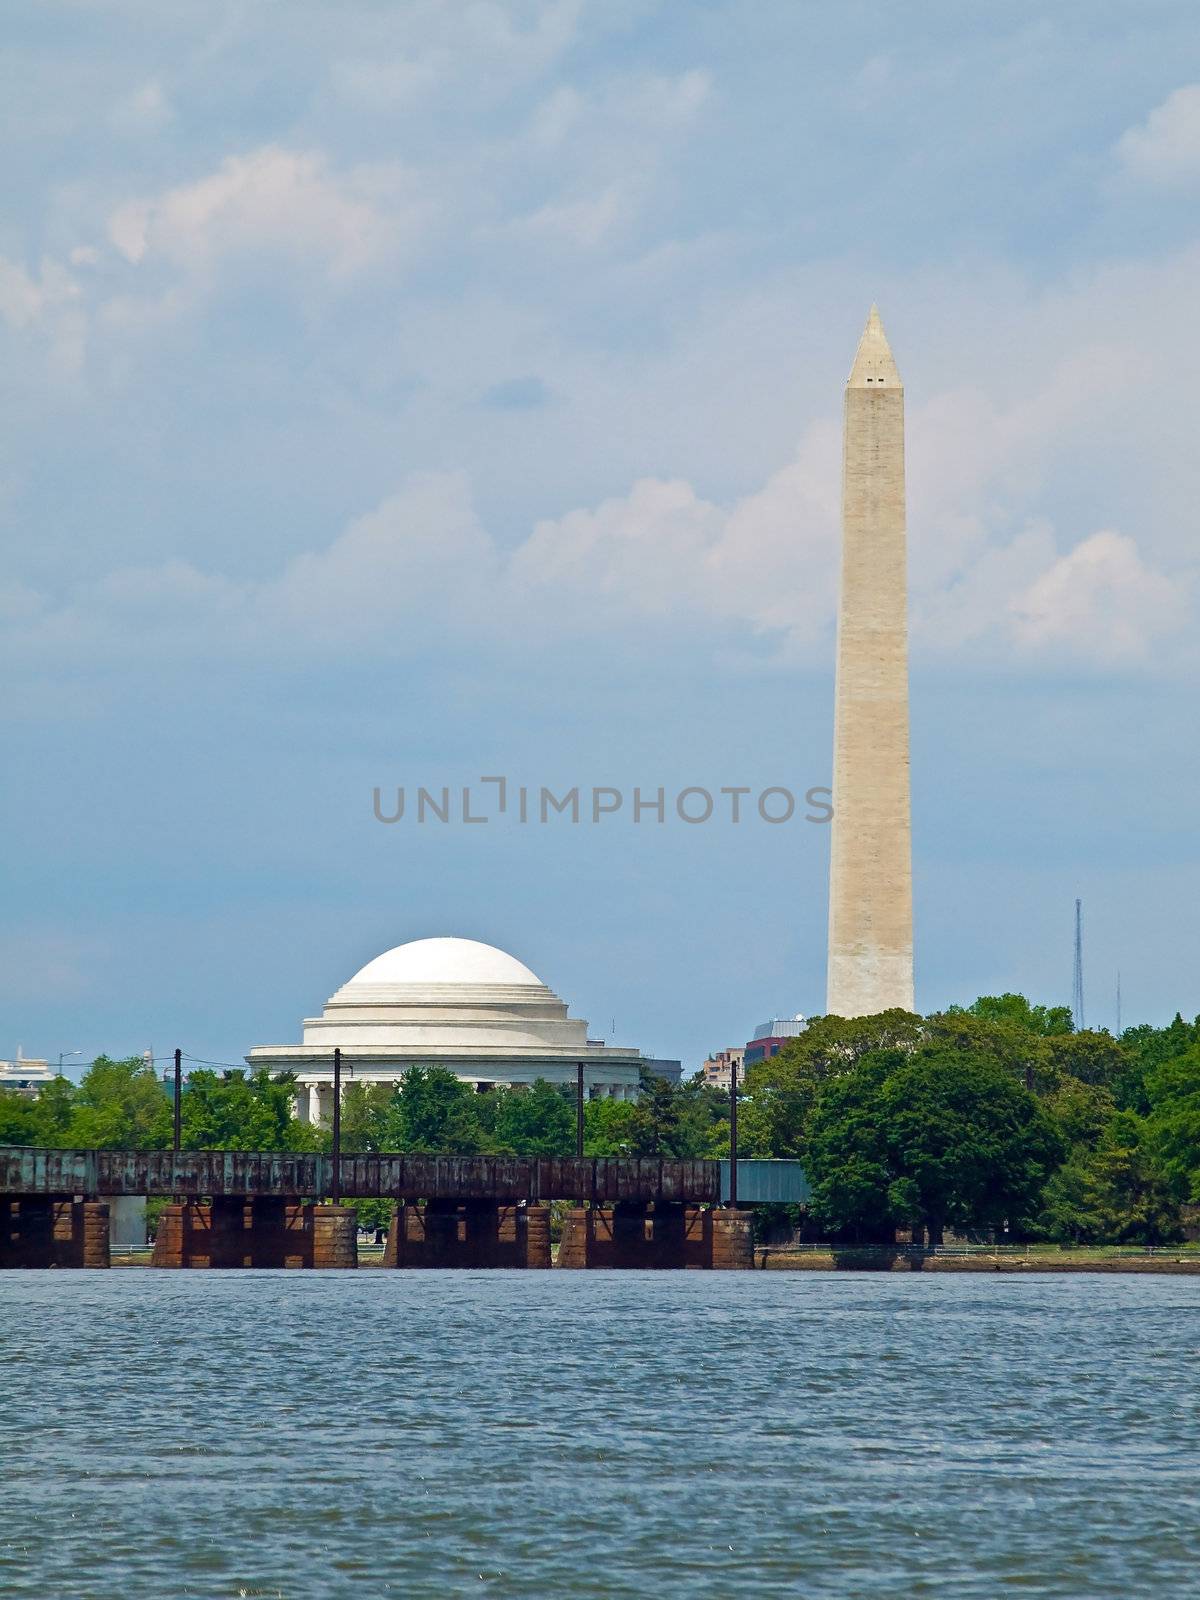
[0,1198,110,1268]
[556,1204,752,1269]
[382,1201,551,1268]
[151,1200,357,1268]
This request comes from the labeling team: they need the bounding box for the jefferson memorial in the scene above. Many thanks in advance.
[246,936,645,1124]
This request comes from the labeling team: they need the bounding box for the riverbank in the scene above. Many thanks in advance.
[758,1249,1200,1273]
[106,1244,1200,1272]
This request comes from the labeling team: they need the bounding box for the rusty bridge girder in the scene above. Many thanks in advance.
[0,1147,722,1205]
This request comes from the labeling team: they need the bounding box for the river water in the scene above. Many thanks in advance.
[2,1271,1197,1598]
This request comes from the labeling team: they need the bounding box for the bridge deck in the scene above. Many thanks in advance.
[0,1148,811,1204]
[0,1148,726,1203]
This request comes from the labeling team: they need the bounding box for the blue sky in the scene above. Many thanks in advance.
[3,1,1200,1076]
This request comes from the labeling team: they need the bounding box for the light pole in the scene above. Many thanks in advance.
[728,1056,738,1209]
[57,1049,82,1078]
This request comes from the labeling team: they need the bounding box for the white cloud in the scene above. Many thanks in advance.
[506,420,838,650]
[1115,84,1200,186]
[1010,530,1189,660]
[106,145,423,280]
[3,416,1193,678]
[267,473,498,636]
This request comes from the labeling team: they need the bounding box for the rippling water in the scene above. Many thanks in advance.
[2,1271,1197,1597]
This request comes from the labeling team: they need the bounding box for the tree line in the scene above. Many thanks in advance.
[2,992,1197,1244]
[0,1060,728,1162]
[739,995,1200,1245]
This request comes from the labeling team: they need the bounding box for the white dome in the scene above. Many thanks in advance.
[345,937,543,990]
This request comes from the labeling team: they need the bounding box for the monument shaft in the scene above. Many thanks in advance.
[826,308,914,1017]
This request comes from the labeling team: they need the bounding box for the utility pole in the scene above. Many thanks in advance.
[1072,898,1085,1031]
[728,1057,738,1208]
[332,1048,342,1206]
[576,1063,585,1159]
[173,1048,182,1153]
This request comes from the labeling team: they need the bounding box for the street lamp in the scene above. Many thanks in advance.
[57,1049,82,1078]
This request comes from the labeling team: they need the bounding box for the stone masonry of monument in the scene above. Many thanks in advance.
[826,306,914,1017]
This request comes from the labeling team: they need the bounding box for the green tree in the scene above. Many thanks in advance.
[1039,1111,1181,1244]
[739,1009,923,1158]
[0,1090,39,1145]
[488,1080,575,1157]
[0,1078,79,1146]
[351,1198,394,1237]
[947,993,1074,1036]
[802,1051,896,1240]
[1044,1077,1117,1148]
[29,1076,78,1145]
[1048,1031,1130,1089]
[179,1069,319,1152]
[925,1011,1054,1092]
[678,1077,733,1157]
[339,1081,391,1152]
[66,1056,171,1149]
[627,1076,683,1157]
[583,1097,637,1155]
[804,1048,1065,1244]
[1117,1015,1200,1114]
[881,1050,1065,1243]
[381,1066,485,1154]
[1145,1047,1200,1203]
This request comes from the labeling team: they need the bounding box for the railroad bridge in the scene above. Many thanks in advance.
[0,1148,808,1270]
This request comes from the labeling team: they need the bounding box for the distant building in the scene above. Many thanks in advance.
[743,1016,806,1067]
[641,1058,683,1086]
[699,1047,745,1090]
[249,936,646,1123]
[0,1051,54,1098]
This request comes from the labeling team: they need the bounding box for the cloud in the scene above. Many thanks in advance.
[1010,531,1189,660]
[266,473,497,637]
[106,145,424,280]
[1114,84,1200,186]
[3,415,1193,681]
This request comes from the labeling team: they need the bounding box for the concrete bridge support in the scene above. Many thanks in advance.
[382,1200,551,1268]
[0,1198,110,1268]
[556,1204,752,1269]
[151,1200,357,1268]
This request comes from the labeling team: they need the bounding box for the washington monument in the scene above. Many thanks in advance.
[825,306,914,1017]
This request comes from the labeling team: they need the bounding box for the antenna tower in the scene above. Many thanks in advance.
[1072,898,1085,1030]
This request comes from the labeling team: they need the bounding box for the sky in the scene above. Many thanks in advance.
[3,1,1200,1078]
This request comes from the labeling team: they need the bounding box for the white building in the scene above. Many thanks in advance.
[246,936,645,1124]
[0,1050,54,1097]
